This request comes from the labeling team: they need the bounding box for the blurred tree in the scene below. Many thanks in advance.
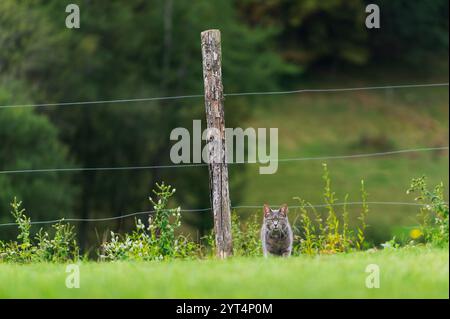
[0,80,77,234]
[237,0,448,72]
[0,2,76,238]
[366,0,449,65]
[237,0,369,70]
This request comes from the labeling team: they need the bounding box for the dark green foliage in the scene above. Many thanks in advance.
[238,0,448,70]
[367,0,449,65]
[0,82,76,230]
[238,0,369,68]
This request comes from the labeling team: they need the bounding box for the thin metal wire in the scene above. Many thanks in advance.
[276,146,449,162]
[0,162,208,175]
[0,201,443,227]
[0,94,203,109]
[0,146,447,175]
[232,202,435,210]
[0,208,211,227]
[224,83,449,97]
[0,83,447,109]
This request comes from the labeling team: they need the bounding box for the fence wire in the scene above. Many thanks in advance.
[0,146,447,175]
[0,82,447,109]
[0,201,442,227]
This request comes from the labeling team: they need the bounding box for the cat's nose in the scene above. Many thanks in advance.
[274,221,278,227]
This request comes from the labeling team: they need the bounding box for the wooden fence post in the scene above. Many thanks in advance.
[201,29,233,258]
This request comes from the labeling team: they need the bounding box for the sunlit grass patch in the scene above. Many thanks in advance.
[0,247,447,298]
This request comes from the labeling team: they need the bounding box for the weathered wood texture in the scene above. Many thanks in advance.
[201,29,233,258]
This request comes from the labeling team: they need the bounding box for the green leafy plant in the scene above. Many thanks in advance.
[293,164,369,255]
[201,209,270,258]
[380,236,401,250]
[322,163,342,252]
[101,182,201,261]
[407,176,449,247]
[201,229,216,258]
[356,180,369,250]
[0,198,79,263]
[231,211,261,257]
[34,222,79,262]
[292,199,318,255]
[204,211,262,257]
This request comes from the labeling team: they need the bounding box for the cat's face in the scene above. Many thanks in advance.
[263,204,289,232]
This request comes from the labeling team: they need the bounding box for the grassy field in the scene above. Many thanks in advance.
[0,247,447,298]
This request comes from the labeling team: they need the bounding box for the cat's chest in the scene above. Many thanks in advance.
[265,229,291,245]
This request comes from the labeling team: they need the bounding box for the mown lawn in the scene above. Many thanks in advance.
[0,247,447,298]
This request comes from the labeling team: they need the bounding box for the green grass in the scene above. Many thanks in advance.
[0,247,447,298]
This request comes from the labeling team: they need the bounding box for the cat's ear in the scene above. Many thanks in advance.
[279,204,288,216]
[263,204,271,217]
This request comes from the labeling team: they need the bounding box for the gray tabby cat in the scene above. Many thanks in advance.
[261,204,293,257]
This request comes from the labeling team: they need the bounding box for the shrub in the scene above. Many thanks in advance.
[101,182,201,261]
[231,212,261,257]
[293,164,370,255]
[407,176,449,247]
[34,222,79,262]
[204,211,262,258]
[0,198,79,263]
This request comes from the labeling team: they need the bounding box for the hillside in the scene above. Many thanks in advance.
[228,79,449,244]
